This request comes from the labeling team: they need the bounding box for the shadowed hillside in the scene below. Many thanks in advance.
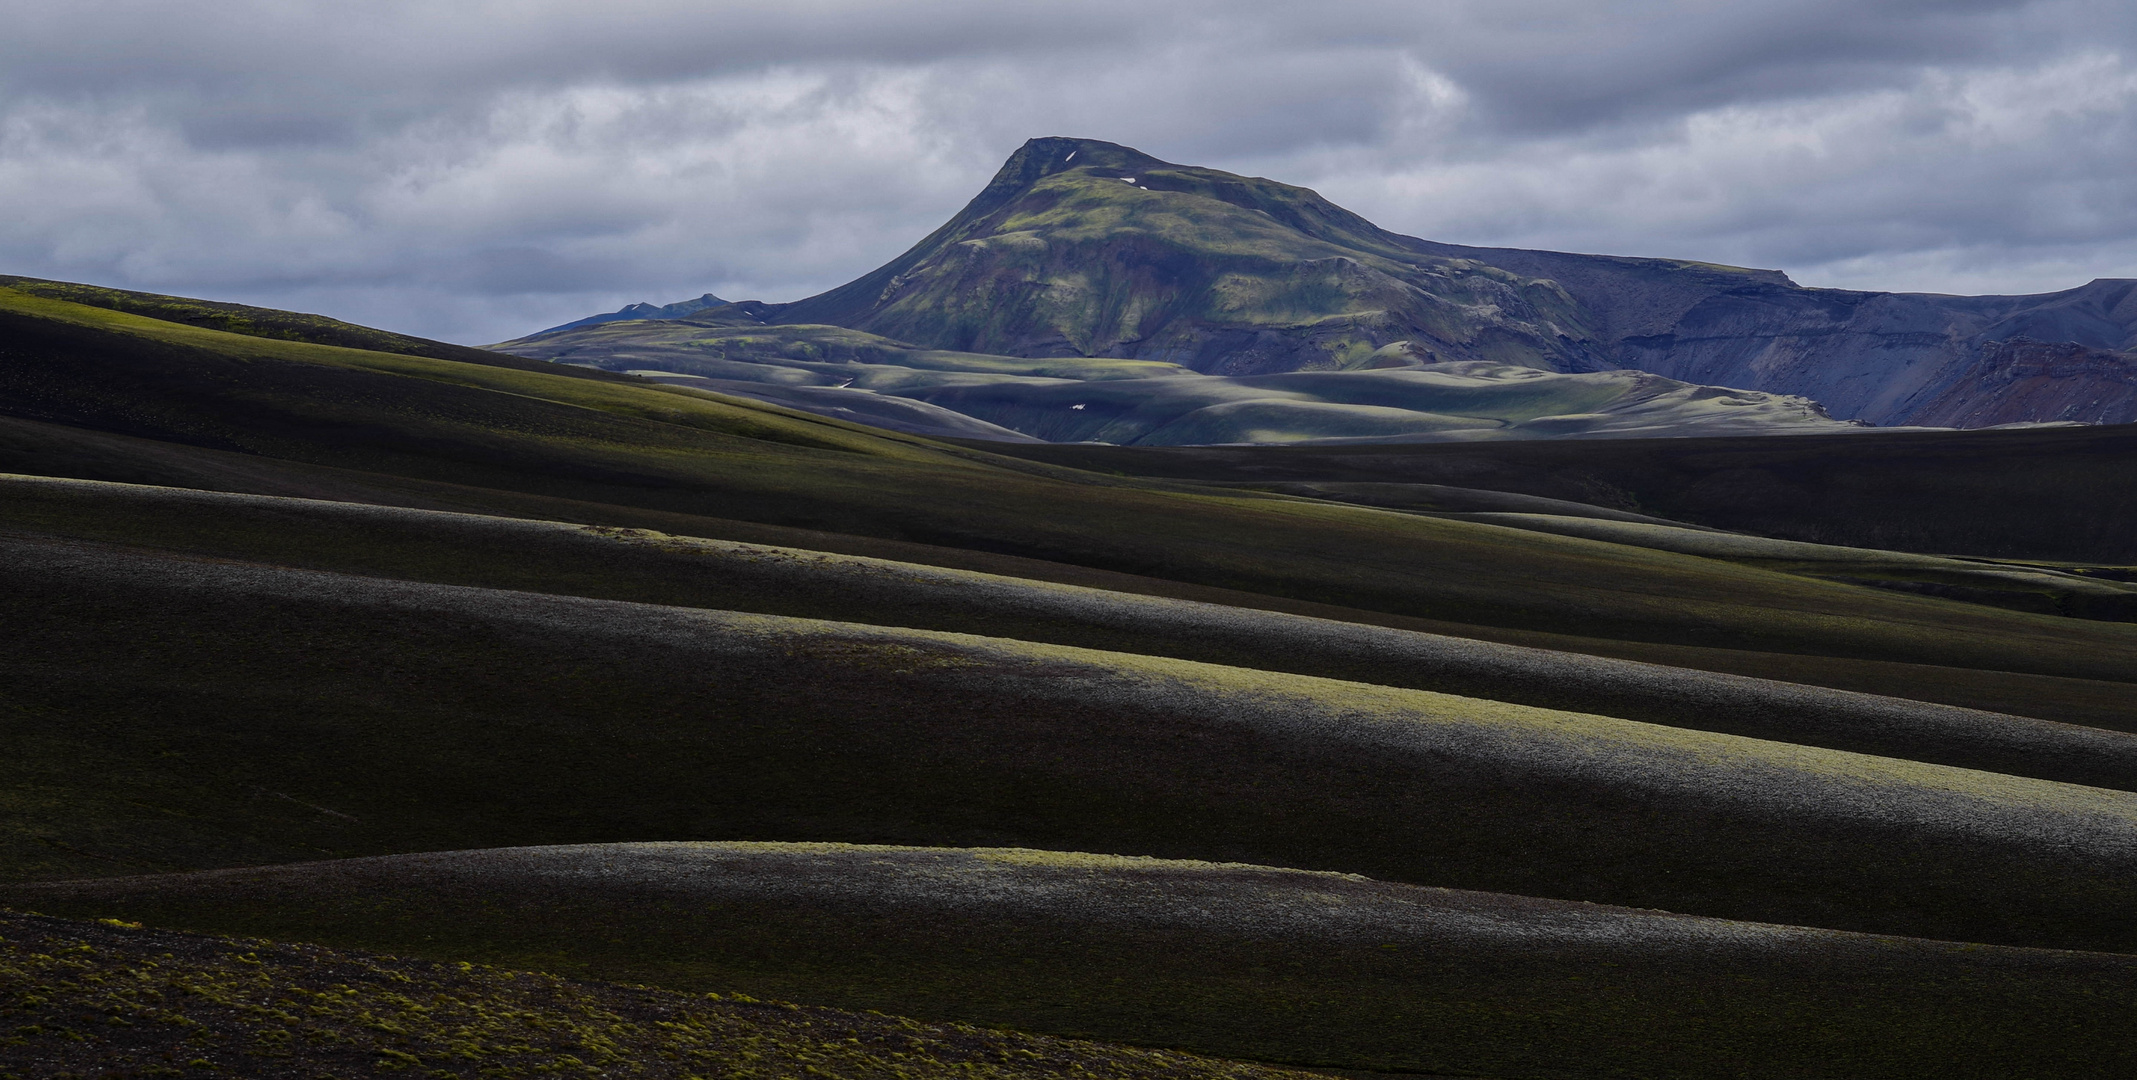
[12,534,2137,956]
[14,284,2135,672]
[17,844,2137,1080]
[970,423,2137,563]
[10,276,2137,1080]
[0,910,1305,1080]
[7,475,2135,784]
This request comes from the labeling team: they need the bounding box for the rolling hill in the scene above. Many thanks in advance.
[6,275,2137,1077]
[975,424,2137,564]
[17,844,2137,1080]
[1,909,1302,1080]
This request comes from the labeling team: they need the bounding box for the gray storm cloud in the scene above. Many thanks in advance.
[2,0,2134,343]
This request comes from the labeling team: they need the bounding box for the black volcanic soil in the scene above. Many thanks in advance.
[0,909,1314,1080]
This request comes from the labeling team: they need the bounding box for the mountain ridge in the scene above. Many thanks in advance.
[530,291,729,335]
[519,137,2137,430]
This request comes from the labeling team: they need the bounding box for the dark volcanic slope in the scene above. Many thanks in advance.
[0,274,611,380]
[18,843,2137,1080]
[14,534,2137,954]
[0,909,1301,1080]
[9,474,2136,789]
[18,284,2137,680]
[970,421,2137,564]
[698,137,2137,427]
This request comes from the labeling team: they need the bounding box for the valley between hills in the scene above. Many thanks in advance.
[4,138,2137,1080]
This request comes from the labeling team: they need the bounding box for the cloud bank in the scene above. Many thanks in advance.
[3,0,2135,343]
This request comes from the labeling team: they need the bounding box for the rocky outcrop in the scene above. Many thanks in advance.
[1447,264,2137,425]
[1902,337,2137,427]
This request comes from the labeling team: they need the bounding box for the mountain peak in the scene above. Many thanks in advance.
[528,291,728,337]
[517,138,2137,428]
[947,137,1180,233]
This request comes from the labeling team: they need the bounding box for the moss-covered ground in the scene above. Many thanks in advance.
[0,909,1314,1080]
[18,844,2137,1080]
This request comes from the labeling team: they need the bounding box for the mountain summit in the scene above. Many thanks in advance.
[521,137,2137,429]
[774,136,1645,376]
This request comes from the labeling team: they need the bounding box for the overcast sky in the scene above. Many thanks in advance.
[5,0,2137,344]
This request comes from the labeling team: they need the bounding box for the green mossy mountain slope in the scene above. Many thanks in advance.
[522,137,2137,429]
[769,137,1667,371]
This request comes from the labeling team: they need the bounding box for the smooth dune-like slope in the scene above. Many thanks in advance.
[973,425,2137,563]
[5,284,2137,686]
[0,910,1304,1080]
[7,474,2137,788]
[0,273,629,379]
[7,413,2130,733]
[1376,508,2137,620]
[15,842,2133,1080]
[12,534,2137,952]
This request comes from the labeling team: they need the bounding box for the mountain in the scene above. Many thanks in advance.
[530,290,729,335]
[512,137,2137,431]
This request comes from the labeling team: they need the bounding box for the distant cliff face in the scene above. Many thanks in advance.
[1902,336,2137,428]
[528,137,2137,429]
[1447,254,2137,426]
